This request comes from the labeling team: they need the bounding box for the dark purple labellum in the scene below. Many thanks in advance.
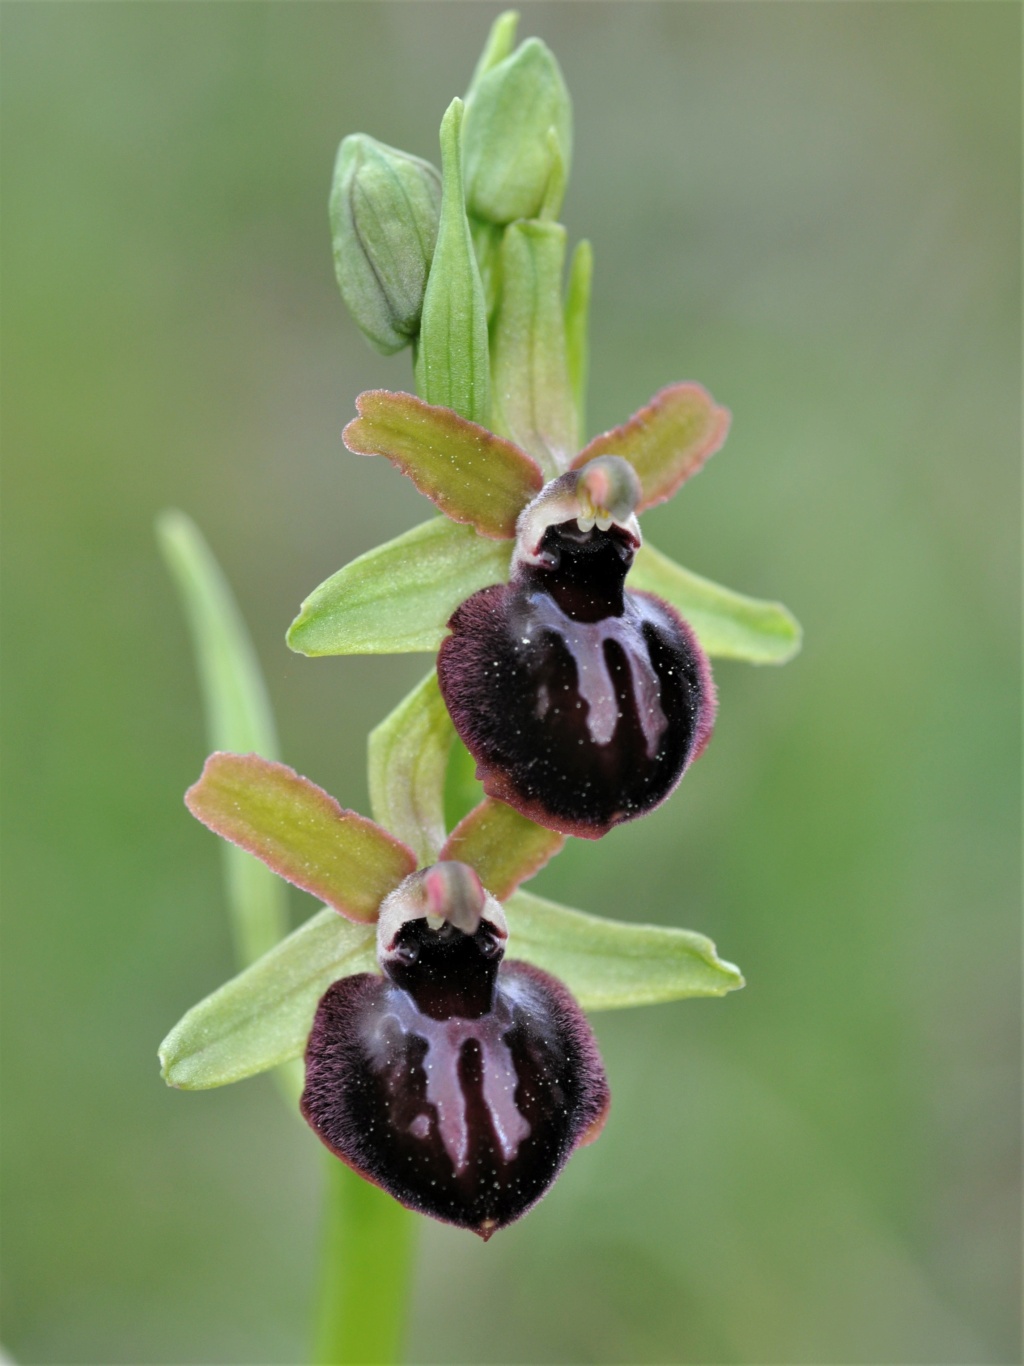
[301,866,609,1239]
[437,466,716,838]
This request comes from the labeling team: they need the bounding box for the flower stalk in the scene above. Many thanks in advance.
[313,1159,417,1366]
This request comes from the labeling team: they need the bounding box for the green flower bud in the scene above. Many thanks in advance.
[329,134,442,355]
[463,38,572,226]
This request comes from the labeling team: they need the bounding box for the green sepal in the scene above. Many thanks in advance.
[470,216,504,320]
[490,219,577,475]
[465,10,520,101]
[440,798,564,901]
[287,517,512,657]
[414,99,490,425]
[342,389,542,539]
[564,238,592,440]
[462,37,572,226]
[159,908,376,1090]
[157,511,289,970]
[160,889,743,1090]
[536,128,568,222]
[288,516,799,665]
[572,382,731,511]
[630,541,802,665]
[505,890,744,1009]
[367,670,453,866]
[185,752,417,923]
[328,135,441,355]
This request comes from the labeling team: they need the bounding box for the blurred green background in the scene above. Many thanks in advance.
[2,4,1019,1363]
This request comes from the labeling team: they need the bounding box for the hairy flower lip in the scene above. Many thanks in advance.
[301,858,610,1238]
[431,447,718,841]
[442,588,716,839]
[438,502,718,839]
[301,956,610,1239]
[178,778,615,1237]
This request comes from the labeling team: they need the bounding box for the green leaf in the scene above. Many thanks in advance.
[465,10,519,100]
[287,517,512,657]
[159,887,743,1090]
[469,216,504,320]
[368,670,453,866]
[504,890,744,1009]
[157,511,288,969]
[343,389,541,539]
[536,128,568,223]
[564,237,592,441]
[573,382,731,511]
[186,752,417,922]
[287,518,799,666]
[441,798,564,901]
[159,908,376,1090]
[630,540,802,665]
[414,99,490,424]
[444,735,485,833]
[490,219,577,475]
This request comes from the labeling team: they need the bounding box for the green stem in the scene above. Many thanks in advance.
[312,1159,419,1366]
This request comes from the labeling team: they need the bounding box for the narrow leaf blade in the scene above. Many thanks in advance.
[444,735,486,834]
[465,10,519,99]
[344,389,541,539]
[441,798,564,900]
[186,753,417,922]
[414,98,490,424]
[573,383,731,511]
[157,510,288,969]
[368,670,454,865]
[160,908,377,1089]
[564,237,592,441]
[490,220,576,474]
[630,541,802,664]
[287,517,512,657]
[505,889,744,1009]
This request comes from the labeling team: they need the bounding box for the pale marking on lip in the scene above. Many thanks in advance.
[368,989,531,1175]
[519,591,668,756]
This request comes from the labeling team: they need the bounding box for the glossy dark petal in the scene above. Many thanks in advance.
[301,957,609,1239]
[437,519,715,838]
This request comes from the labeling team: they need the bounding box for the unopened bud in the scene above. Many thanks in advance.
[463,38,572,225]
[329,134,442,354]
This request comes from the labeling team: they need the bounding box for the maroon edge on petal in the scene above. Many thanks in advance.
[571,382,731,513]
[462,758,620,843]
[300,960,610,1239]
[343,389,545,540]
